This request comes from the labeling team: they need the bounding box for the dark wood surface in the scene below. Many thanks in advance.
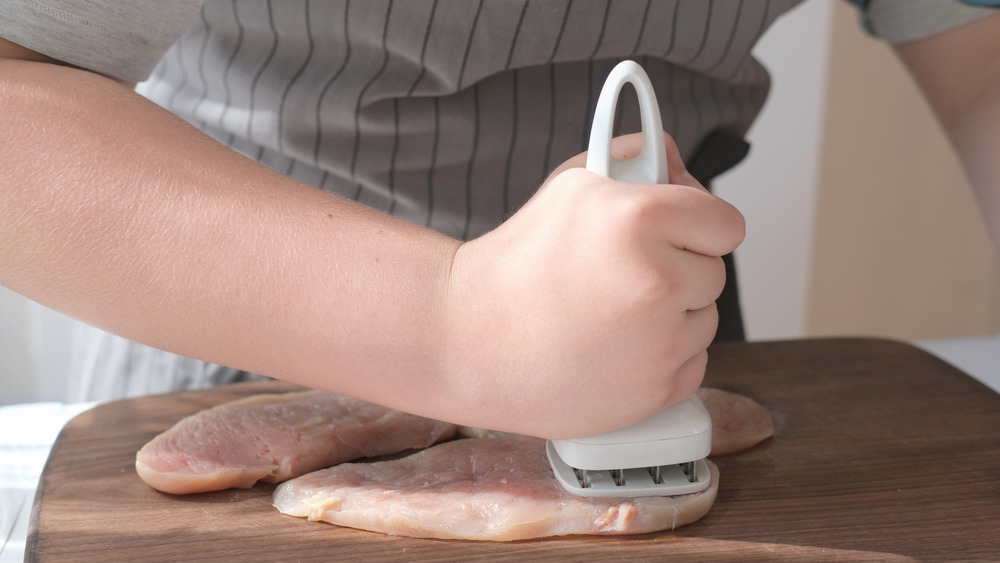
[27,338,1000,561]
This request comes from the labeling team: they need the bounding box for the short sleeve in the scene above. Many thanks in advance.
[0,0,205,82]
[849,0,1000,43]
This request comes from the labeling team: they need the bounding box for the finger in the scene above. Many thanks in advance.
[550,167,744,259]
[656,305,718,407]
[643,183,746,257]
[684,301,722,355]
[667,349,709,405]
[602,132,703,192]
[549,132,703,190]
[658,252,728,312]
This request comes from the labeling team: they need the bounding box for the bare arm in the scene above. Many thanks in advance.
[0,40,744,438]
[0,39,459,409]
[893,11,1000,250]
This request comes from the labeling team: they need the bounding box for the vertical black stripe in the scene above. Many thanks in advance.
[462,83,480,240]
[629,0,654,56]
[191,9,212,129]
[456,0,483,240]
[683,1,719,150]
[279,0,315,166]
[458,1,485,238]
[669,64,682,140]
[541,1,572,176]
[502,69,520,215]
[701,0,745,129]
[662,1,681,57]
[405,0,438,96]
[590,0,612,58]
[392,1,438,218]
[681,0,713,66]
[581,0,612,152]
[728,0,771,81]
[420,21,443,228]
[247,1,278,135]
[758,0,776,42]
[386,98,399,215]
[504,0,529,69]
[456,0,485,91]
[640,53,654,136]
[544,64,559,174]
[425,98,440,227]
[351,1,394,201]
[219,0,244,146]
[705,0,743,74]
[501,0,530,215]
[660,2,685,147]
[315,0,351,189]
[166,34,189,112]
[388,98,401,215]
[248,0,278,161]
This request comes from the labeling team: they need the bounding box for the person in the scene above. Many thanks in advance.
[0,0,997,439]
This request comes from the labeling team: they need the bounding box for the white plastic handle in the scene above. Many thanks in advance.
[586,60,669,184]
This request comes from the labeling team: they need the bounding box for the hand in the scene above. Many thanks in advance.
[443,132,746,439]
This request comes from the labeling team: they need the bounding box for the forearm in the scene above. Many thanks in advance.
[894,12,1000,251]
[0,59,459,408]
[943,81,1000,250]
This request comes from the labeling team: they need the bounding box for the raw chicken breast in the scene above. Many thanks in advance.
[136,390,456,494]
[273,387,773,541]
[273,435,720,541]
[695,387,774,455]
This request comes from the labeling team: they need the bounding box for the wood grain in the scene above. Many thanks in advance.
[26,339,1000,561]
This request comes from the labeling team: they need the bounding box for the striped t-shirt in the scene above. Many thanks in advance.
[138,0,796,241]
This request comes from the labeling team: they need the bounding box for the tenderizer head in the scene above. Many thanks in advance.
[546,396,712,497]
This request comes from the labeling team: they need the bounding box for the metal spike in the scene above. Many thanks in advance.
[681,461,695,482]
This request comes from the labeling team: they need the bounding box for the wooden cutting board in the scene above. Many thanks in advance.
[26,338,1000,561]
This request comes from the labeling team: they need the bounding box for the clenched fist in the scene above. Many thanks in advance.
[442,132,745,439]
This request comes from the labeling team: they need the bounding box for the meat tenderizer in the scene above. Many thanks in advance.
[545,60,712,497]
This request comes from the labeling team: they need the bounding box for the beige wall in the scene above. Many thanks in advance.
[714,0,833,341]
[807,1,1000,340]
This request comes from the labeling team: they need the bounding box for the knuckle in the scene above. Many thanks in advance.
[614,188,663,228]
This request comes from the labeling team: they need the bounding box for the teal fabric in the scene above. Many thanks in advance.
[846,0,998,38]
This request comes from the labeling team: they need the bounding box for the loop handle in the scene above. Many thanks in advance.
[586,60,669,184]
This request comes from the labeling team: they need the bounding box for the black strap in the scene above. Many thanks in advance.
[687,129,751,187]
